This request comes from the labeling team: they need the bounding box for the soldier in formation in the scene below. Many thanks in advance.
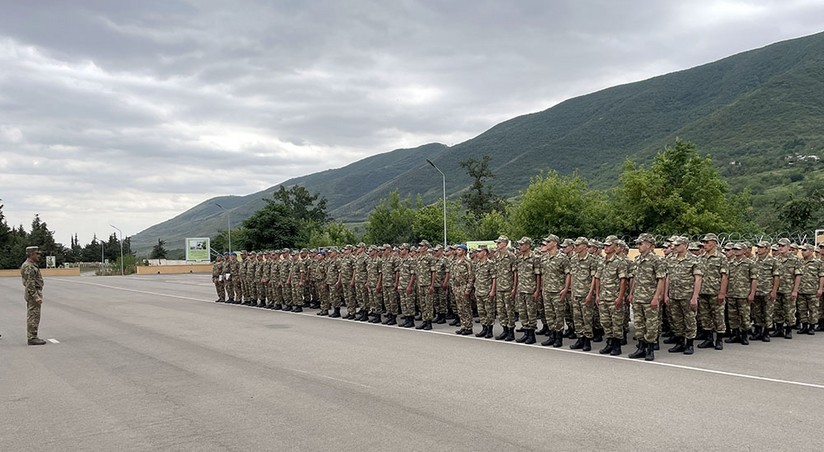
[207,235,824,362]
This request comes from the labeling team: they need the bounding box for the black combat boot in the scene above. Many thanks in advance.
[816,319,824,332]
[621,332,628,345]
[360,310,371,321]
[751,325,763,340]
[784,326,792,339]
[610,340,622,356]
[645,342,655,361]
[553,331,563,348]
[565,327,577,339]
[668,337,685,353]
[697,333,715,349]
[599,338,614,354]
[769,323,784,337]
[535,323,549,336]
[258,300,267,308]
[628,340,646,359]
[403,316,416,328]
[569,337,585,350]
[316,309,328,316]
[798,323,809,334]
[415,312,422,321]
[663,334,679,345]
[495,326,509,341]
[525,330,536,345]
[485,325,494,338]
[475,325,489,337]
[652,339,660,351]
[714,333,724,350]
[381,314,391,324]
[448,317,460,326]
[385,314,397,325]
[683,338,694,355]
[515,330,530,343]
[740,329,749,345]
[807,324,815,335]
[292,305,303,313]
[582,337,591,351]
[593,331,603,343]
[416,320,428,330]
[725,329,741,344]
[371,313,383,323]
[762,328,770,342]
[504,327,515,342]
[542,331,556,347]
[273,303,282,310]
[434,313,447,324]
[422,321,432,330]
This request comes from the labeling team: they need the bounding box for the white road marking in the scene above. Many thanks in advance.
[285,367,373,389]
[52,277,824,391]
[47,338,60,344]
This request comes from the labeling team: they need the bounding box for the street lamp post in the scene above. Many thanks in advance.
[426,159,447,248]
[215,203,232,253]
[100,238,105,271]
[110,224,124,276]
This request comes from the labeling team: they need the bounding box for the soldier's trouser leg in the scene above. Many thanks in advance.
[775,293,795,329]
[330,285,341,309]
[797,294,816,324]
[369,288,381,314]
[564,296,574,329]
[356,284,369,312]
[752,295,768,327]
[415,286,433,321]
[632,302,659,344]
[671,298,697,339]
[476,289,488,325]
[517,293,538,330]
[383,288,399,315]
[728,298,751,330]
[248,278,257,301]
[480,290,495,326]
[772,293,786,326]
[600,299,625,339]
[232,279,241,301]
[399,289,414,317]
[433,287,446,315]
[537,294,547,323]
[591,300,600,330]
[258,282,266,302]
[455,290,472,330]
[343,286,356,314]
[542,291,565,333]
[293,284,303,307]
[571,296,593,338]
[699,294,726,333]
[26,296,41,340]
[495,291,514,328]
[215,281,225,301]
[319,284,330,311]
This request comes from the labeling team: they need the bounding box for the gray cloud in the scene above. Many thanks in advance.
[1,0,822,244]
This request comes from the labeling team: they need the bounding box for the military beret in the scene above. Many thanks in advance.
[517,237,532,245]
[495,235,509,243]
[457,244,468,251]
[777,238,791,246]
[635,233,656,245]
[574,237,589,246]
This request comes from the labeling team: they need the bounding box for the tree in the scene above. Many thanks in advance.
[412,199,467,245]
[459,155,505,218]
[273,185,330,225]
[149,239,168,259]
[242,203,299,250]
[612,139,749,236]
[509,171,614,240]
[364,190,417,245]
[306,222,358,248]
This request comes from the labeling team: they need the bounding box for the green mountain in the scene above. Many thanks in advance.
[132,31,824,254]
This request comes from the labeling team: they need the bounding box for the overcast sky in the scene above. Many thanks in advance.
[1,0,822,245]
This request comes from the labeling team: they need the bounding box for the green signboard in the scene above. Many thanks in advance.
[185,237,210,261]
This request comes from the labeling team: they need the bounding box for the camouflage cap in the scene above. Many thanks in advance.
[574,237,589,246]
[589,240,603,248]
[635,233,656,245]
[688,241,701,251]
[542,234,560,244]
[477,244,488,251]
[770,244,779,251]
[756,241,771,248]
[672,236,689,246]
[743,241,752,249]
[561,238,574,247]
[801,244,815,251]
[732,242,745,250]
[603,235,619,246]
[249,251,257,255]
[617,240,629,250]
[777,238,791,246]
[789,243,799,250]
[26,246,39,254]
[356,242,366,248]
[399,243,410,250]
[517,236,532,245]
[419,239,431,247]
[701,233,719,242]
[723,242,735,250]
[495,235,509,243]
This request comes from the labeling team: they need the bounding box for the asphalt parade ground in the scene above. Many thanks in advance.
[1,274,822,451]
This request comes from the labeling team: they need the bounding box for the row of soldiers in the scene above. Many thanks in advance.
[211,234,824,361]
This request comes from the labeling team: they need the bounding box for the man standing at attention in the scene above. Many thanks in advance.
[628,234,666,361]
[21,246,47,345]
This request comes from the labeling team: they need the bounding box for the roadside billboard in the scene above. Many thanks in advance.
[185,238,210,261]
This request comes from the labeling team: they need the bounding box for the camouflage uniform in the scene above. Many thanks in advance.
[570,251,598,339]
[450,253,474,330]
[773,252,801,327]
[324,254,341,311]
[212,256,225,302]
[596,254,628,340]
[339,251,356,315]
[255,255,267,305]
[666,253,702,340]
[753,251,777,330]
[277,254,291,307]
[21,255,44,341]
[230,255,242,302]
[381,251,400,316]
[632,250,666,343]
[493,248,517,328]
[474,254,495,327]
[797,253,823,325]
[727,254,757,331]
[354,248,369,314]
[698,249,728,333]
[515,249,540,331]
[290,256,303,307]
[415,250,436,321]
[540,251,571,334]
[367,251,383,315]
[397,251,416,318]
[433,254,448,317]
